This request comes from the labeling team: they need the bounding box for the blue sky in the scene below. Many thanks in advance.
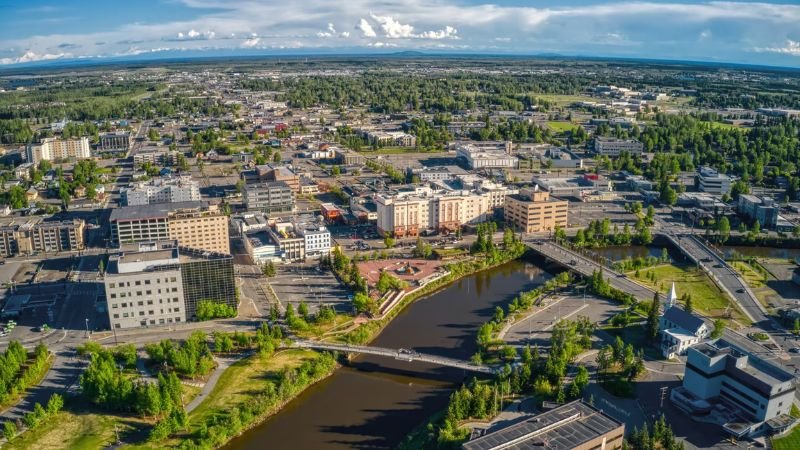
[1,0,800,67]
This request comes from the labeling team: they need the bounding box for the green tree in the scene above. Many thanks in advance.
[646,292,661,343]
[3,421,17,441]
[684,294,693,314]
[717,216,730,244]
[383,233,395,249]
[262,261,276,278]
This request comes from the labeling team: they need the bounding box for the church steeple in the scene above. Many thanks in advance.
[666,282,678,309]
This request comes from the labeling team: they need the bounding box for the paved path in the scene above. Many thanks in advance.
[185,354,248,413]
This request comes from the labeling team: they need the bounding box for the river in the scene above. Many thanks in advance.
[225,259,551,450]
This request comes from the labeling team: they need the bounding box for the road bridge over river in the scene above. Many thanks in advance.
[524,239,656,302]
[290,340,497,375]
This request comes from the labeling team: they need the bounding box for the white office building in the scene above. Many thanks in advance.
[455,143,517,169]
[673,339,796,438]
[295,220,332,257]
[121,176,201,206]
[593,137,644,157]
[698,167,732,195]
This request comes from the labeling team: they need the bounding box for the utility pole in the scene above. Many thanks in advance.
[659,386,669,409]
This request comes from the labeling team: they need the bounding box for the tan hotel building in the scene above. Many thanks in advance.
[376,185,513,238]
[26,137,92,164]
[110,201,230,254]
[504,187,568,233]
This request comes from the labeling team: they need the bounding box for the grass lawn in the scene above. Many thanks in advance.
[773,426,800,450]
[532,94,597,106]
[599,368,636,398]
[630,264,749,325]
[4,399,149,450]
[729,260,782,309]
[706,121,740,130]
[546,121,578,133]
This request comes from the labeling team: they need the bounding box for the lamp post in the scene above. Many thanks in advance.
[84,318,89,338]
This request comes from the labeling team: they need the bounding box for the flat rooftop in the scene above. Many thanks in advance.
[118,248,178,264]
[463,401,623,450]
[110,200,208,221]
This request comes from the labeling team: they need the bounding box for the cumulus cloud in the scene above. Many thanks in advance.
[357,18,377,37]
[168,29,216,41]
[370,14,415,38]
[756,40,800,56]
[418,26,458,40]
[241,37,261,48]
[0,51,69,65]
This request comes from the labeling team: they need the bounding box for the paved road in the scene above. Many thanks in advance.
[525,239,657,302]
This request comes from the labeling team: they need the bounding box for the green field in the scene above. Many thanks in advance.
[773,426,800,450]
[532,94,597,106]
[630,264,749,325]
[546,121,578,132]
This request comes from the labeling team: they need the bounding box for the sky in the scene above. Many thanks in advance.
[1,0,800,67]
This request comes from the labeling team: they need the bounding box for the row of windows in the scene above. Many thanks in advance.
[113,307,181,319]
[109,277,177,289]
[113,317,182,328]
[111,298,181,308]
[110,287,179,299]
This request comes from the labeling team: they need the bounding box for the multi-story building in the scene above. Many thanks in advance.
[361,130,416,147]
[133,149,179,167]
[98,132,131,154]
[242,165,300,192]
[334,148,365,165]
[376,185,509,237]
[105,241,236,329]
[26,137,91,164]
[593,136,644,157]
[267,221,306,261]
[244,182,295,214]
[406,165,467,182]
[504,187,568,234]
[698,166,733,195]
[0,217,85,256]
[456,143,517,169]
[230,212,270,236]
[673,339,796,438]
[738,194,779,229]
[121,176,201,206]
[462,400,624,450]
[293,219,332,258]
[105,243,186,329]
[110,201,230,254]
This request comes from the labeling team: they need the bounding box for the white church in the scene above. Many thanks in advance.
[659,283,710,359]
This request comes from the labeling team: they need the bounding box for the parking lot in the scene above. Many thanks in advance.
[502,291,622,348]
[268,263,352,314]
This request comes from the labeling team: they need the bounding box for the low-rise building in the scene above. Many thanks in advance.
[698,166,733,195]
[244,182,295,214]
[121,176,201,206]
[26,137,91,164]
[334,148,365,165]
[674,339,796,438]
[98,132,131,154]
[462,400,624,450]
[456,143,517,169]
[659,283,710,359]
[738,194,779,229]
[593,136,643,157]
[504,186,568,234]
[0,217,85,256]
[133,148,179,167]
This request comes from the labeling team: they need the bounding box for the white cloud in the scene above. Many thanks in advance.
[418,26,458,40]
[756,40,800,56]
[368,42,398,48]
[0,50,69,65]
[357,18,377,37]
[4,1,800,66]
[370,14,415,38]
[241,37,261,48]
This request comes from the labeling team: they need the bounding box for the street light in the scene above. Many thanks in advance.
[84,318,89,338]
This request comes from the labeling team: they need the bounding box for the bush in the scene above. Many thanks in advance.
[196,300,237,321]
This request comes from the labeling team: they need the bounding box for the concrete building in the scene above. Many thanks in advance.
[698,167,733,195]
[334,148,366,165]
[98,132,131,154]
[105,241,237,329]
[244,182,295,214]
[0,217,85,257]
[456,143,517,170]
[133,148,179,167]
[738,194,779,229]
[593,136,644,157]
[504,186,568,234]
[242,165,300,193]
[462,400,624,450]
[361,130,416,147]
[267,221,306,261]
[376,185,509,238]
[121,176,201,206]
[110,201,230,254]
[659,283,710,359]
[674,339,795,438]
[26,137,91,164]
[406,165,467,182]
[293,219,332,258]
[230,212,270,236]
